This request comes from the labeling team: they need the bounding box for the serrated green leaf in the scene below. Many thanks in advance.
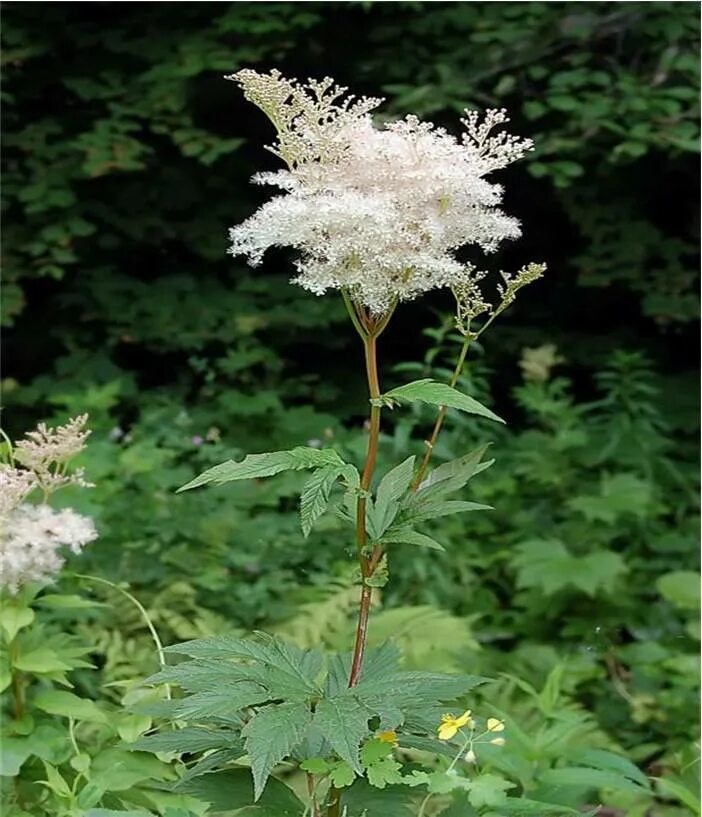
[377,379,504,423]
[369,457,416,538]
[400,500,492,525]
[178,446,346,491]
[164,633,323,699]
[413,445,493,500]
[129,727,243,755]
[353,671,486,710]
[324,643,401,698]
[314,697,371,772]
[243,701,312,800]
[300,465,345,537]
[379,528,445,551]
[173,685,272,720]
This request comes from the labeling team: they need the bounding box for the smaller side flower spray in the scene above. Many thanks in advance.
[0,415,97,594]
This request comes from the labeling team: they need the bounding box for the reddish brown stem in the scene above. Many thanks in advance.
[348,330,382,688]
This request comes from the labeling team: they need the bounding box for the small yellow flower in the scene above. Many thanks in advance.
[465,748,477,763]
[486,718,505,732]
[490,737,506,746]
[438,710,473,741]
[377,730,399,746]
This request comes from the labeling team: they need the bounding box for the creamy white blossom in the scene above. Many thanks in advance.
[0,416,97,594]
[226,70,535,314]
[0,465,37,520]
[14,414,92,494]
[0,504,97,594]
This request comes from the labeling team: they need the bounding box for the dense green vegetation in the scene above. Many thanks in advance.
[1,3,699,816]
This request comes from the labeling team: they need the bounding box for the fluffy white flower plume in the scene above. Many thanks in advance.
[0,504,97,594]
[1,415,97,594]
[226,69,534,314]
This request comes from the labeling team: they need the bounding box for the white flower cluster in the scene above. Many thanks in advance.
[0,415,96,594]
[0,504,97,594]
[226,70,534,315]
[14,413,92,494]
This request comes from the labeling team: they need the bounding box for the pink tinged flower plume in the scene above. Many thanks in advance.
[225,69,534,315]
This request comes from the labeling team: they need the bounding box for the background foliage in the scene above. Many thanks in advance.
[1,2,699,815]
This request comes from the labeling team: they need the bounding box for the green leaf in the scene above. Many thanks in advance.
[173,685,272,720]
[567,749,650,788]
[329,760,356,788]
[34,690,108,724]
[568,473,651,522]
[178,768,304,816]
[178,446,346,491]
[13,647,72,673]
[0,605,34,641]
[369,457,416,537]
[314,697,371,772]
[163,633,323,701]
[242,702,312,800]
[498,798,584,815]
[400,499,492,525]
[538,767,648,793]
[300,465,347,537]
[353,671,485,710]
[414,445,493,497]
[299,757,330,774]
[656,775,701,814]
[365,756,404,789]
[467,773,515,807]
[130,727,243,755]
[360,739,393,766]
[36,594,106,610]
[376,379,504,423]
[378,528,445,551]
[340,778,414,816]
[656,571,701,610]
[512,539,627,596]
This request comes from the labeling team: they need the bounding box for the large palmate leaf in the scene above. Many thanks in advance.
[374,379,504,423]
[242,702,312,800]
[340,778,415,816]
[178,447,346,491]
[164,633,323,697]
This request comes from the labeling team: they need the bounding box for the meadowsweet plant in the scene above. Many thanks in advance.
[134,70,554,816]
[0,416,97,595]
